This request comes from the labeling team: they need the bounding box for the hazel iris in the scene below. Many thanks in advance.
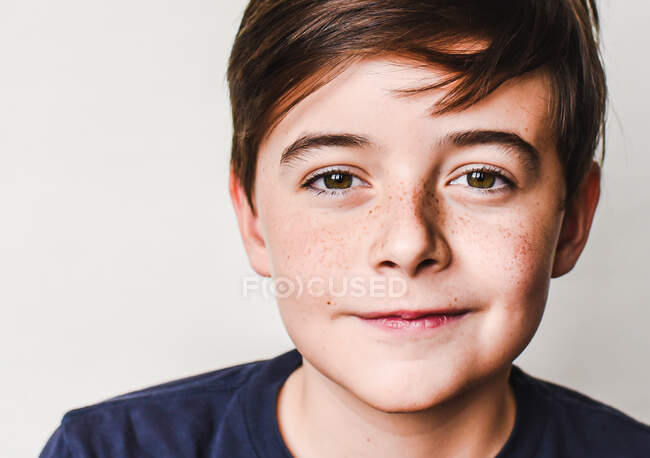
[467,171,496,188]
[324,172,353,189]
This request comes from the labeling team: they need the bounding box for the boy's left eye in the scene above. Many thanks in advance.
[449,167,512,192]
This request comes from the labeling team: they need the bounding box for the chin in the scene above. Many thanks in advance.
[347,366,468,414]
[357,385,455,414]
[368,398,443,414]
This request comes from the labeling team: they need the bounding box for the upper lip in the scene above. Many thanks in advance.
[355,308,470,320]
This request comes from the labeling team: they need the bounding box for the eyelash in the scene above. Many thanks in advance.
[301,165,514,198]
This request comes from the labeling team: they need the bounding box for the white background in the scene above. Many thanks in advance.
[1,1,648,456]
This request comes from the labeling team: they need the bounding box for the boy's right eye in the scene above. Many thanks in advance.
[301,167,368,198]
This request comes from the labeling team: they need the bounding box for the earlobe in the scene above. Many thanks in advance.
[551,162,601,278]
[228,167,272,278]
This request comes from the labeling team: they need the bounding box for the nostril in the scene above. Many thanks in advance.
[414,259,437,275]
[419,259,436,268]
[381,260,398,269]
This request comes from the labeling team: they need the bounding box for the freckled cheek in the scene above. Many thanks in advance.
[503,233,552,303]
[265,209,367,282]
[269,212,370,336]
[450,217,556,302]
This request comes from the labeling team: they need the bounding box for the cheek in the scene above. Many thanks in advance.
[259,195,373,315]
[267,214,366,357]
[453,208,557,288]
[268,214,360,276]
[451,208,562,343]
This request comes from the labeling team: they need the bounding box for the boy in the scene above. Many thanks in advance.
[41,0,650,457]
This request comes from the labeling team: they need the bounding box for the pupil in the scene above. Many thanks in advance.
[324,172,352,189]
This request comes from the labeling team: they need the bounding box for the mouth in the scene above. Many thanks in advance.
[354,308,471,333]
[356,308,470,320]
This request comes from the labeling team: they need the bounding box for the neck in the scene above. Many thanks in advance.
[277,360,516,458]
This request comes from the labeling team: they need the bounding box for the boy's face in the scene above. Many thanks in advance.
[231,57,599,411]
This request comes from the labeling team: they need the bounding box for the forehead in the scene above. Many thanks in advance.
[261,57,554,160]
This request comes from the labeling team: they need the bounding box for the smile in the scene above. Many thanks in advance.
[355,309,471,334]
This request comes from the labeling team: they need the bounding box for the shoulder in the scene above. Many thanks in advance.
[63,354,262,421]
[511,365,650,457]
[40,349,301,457]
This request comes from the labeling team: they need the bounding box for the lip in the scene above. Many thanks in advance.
[355,308,470,320]
[354,308,471,335]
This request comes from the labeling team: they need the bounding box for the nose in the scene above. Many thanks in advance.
[368,185,451,278]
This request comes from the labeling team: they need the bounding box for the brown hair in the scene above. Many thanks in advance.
[227,0,606,214]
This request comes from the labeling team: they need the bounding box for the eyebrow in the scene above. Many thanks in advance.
[280,133,372,167]
[279,129,541,175]
[445,129,541,175]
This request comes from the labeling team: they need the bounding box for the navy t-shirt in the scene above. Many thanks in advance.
[40,348,650,457]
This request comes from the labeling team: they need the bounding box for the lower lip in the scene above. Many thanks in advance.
[358,312,469,335]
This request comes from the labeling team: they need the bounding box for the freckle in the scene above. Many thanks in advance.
[366,437,371,443]
[454,297,458,302]
[368,209,372,214]
[327,301,331,305]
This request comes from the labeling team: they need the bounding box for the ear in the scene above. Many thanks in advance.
[229,166,272,277]
[551,161,601,278]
